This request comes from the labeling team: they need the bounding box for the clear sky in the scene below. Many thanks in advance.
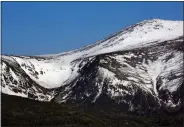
[2,2,183,55]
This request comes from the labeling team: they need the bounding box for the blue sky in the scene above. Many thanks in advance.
[2,2,183,55]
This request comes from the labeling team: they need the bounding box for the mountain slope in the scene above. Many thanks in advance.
[54,36,183,113]
[1,19,183,113]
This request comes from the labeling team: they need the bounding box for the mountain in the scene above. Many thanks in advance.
[1,19,183,114]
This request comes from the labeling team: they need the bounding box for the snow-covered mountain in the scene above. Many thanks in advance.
[1,19,183,113]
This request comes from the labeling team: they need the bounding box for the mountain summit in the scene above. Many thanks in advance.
[1,19,183,114]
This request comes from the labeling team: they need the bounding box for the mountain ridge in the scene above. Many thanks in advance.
[1,19,183,114]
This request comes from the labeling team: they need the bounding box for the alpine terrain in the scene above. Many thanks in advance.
[1,19,184,115]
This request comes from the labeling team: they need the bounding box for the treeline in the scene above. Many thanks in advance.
[1,93,183,127]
